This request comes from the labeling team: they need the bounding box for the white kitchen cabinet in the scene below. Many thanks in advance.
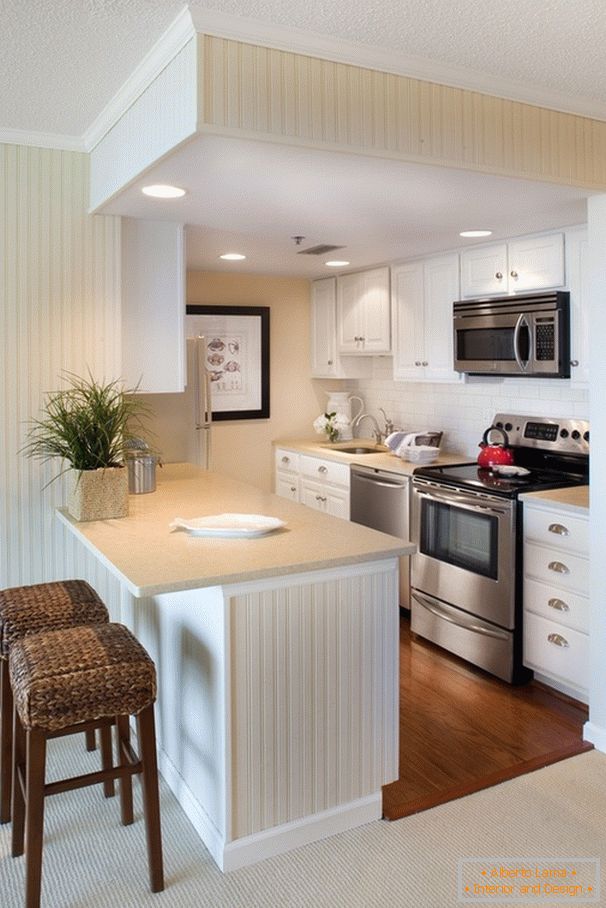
[121,218,185,393]
[274,448,350,518]
[460,232,564,297]
[337,267,391,354]
[392,253,462,383]
[310,278,373,379]
[523,499,589,702]
[565,226,589,385]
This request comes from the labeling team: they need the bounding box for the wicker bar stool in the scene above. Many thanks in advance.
[9,622,164,908]
[0,580,111,824]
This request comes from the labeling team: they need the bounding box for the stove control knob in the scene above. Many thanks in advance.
[495,421,503,429]
[560,429,569,438]
[504,422,513,432]
[583,431,590,442]
[571,430,581,441]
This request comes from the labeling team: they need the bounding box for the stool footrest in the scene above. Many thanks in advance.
[44,761,143,798]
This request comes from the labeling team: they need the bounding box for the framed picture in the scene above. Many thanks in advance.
[185,305,270,420]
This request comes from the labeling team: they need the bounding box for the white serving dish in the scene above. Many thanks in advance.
[169,514,286,538]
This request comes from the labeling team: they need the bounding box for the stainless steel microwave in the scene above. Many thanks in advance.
[453,291,571,377]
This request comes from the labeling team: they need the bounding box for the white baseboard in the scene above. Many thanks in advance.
[158,745,381,871]
[583,721,606,752]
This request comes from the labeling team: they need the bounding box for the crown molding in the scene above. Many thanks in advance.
[0,127,85,152]
[82,6,196,152]
[189,7,606,123]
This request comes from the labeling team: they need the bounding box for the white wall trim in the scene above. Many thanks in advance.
[189,8,606,123]
[82,6,196,152]
[583,722,606,753]
[0,127,84,152]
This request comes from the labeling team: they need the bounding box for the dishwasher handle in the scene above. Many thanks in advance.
[351,472,408,490]
[351,467,408,489]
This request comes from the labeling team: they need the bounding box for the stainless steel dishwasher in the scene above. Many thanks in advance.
[350,465,410,608]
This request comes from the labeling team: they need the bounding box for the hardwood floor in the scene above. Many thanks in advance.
[383,614,592,820]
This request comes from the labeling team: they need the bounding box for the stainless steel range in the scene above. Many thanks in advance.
[410,414,589,683]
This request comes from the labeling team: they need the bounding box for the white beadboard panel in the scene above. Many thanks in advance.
[0,143,121,617]
[90,37,198,210]
[229,564,399,840]
[198,35,606,190]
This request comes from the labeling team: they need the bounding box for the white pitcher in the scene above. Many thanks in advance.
[325,392,364,441]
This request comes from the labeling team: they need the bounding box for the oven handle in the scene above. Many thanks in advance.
[412,591,510,642]
[414,485,511,516]
[513,313,532,371]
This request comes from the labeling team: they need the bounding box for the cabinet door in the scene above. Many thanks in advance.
[121,218,185,392]
[508,233,564,292]
[310,278,338,377]
[358,267,391,353]
[337,267,390,354]
[565,227,589,385]
[300,479,326,512]
[325,485,350,519]
[392,262,425,380]
[422,253,462,383]
[460,243,508,297]
[336,272,364,353]
[275,473,300,501]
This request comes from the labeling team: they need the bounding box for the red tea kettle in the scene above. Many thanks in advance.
[478,426,515,467]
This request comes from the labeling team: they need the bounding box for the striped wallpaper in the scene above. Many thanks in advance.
[0,143,122,615]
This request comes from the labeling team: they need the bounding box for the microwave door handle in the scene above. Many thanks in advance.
[513,313,531,371]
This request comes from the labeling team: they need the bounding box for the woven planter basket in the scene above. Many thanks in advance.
[67,467,128,521]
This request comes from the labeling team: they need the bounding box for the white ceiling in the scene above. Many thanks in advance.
[3,1,602,275]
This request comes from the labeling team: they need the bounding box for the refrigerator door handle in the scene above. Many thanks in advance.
[195,336,212,470]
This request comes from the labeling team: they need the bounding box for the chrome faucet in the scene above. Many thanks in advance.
[378,408,395,438]
[352,412,383,444]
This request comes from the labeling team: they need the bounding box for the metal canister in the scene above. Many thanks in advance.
[126,454,158,494]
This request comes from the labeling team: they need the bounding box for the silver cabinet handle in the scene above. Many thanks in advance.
[327,359,333,365]
[548,523,569,536]
[495,271,503,279]
[318,465,328,474]
[510,270,518,278]
[548,560,570,575]
[290,486,296,493]
[547,632,569,648]
[570,359,579,367]
[548,597,570,612]
[315,495,327,503]
[415,360,421,366]
[281,456,290,464]
[422,360,428,366]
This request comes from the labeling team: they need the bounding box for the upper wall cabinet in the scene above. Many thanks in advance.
[392,252,462,383]
[460,232,565,297]
[310,278,372,379]
[121,218,186,393]
[337,267,391,354]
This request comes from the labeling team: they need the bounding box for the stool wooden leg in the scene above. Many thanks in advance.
[136,705,164,893]
[11,706,26,857]
[24,727,46,908]
[116,715,133,825]
[99,725,115,798]
[85,728,96,751]
[1,658,13,823]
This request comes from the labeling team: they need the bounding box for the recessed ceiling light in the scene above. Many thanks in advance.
[325,260,350,267]
[219,253,246,261]
[141,184,186,198]
[459,230,493,238]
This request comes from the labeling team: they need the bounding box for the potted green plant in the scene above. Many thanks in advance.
[22,372,153,521]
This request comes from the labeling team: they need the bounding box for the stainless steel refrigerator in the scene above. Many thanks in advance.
[140,335,212,468]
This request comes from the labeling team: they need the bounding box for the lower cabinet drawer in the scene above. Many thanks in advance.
[524,542,589,596]
[300,454,350,487]
[523,611,589,692]
[524,577,590,634]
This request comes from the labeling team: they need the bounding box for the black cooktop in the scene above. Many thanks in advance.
[413,461,587,498]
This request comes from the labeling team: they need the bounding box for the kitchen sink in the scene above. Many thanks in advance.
[335,446,381,454]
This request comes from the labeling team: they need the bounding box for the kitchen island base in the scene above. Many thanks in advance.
[119,560,399,871]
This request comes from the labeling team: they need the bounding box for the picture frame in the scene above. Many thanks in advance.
[185,305,270,420]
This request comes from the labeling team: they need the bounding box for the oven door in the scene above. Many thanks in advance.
[411,479,516,628]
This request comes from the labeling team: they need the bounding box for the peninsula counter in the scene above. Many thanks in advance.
[58,464,413,870]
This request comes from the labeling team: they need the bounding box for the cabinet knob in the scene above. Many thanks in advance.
[548,597,570,612]
[548,560,570,575]
[318,465,328,474]
[495,271,503,280]
[422,361,428,367]
[548,523,569,536]
[327,359,333,365]
[415,360,421,366]
[570,359,579,367]
[510,270,518,279]
[547,632,569,648]
[290,486,296,493]
[281,456,290,464]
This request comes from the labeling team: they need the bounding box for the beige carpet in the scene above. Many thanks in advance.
[1,737,604,907]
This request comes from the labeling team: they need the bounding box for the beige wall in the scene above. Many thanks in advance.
[187,270,324,491]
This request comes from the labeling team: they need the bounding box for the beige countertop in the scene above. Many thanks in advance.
[521,485,589,514]
[273,437,469,475]
[57,463,413,597]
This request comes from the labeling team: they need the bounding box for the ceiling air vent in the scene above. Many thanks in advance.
[297,244,345,256]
